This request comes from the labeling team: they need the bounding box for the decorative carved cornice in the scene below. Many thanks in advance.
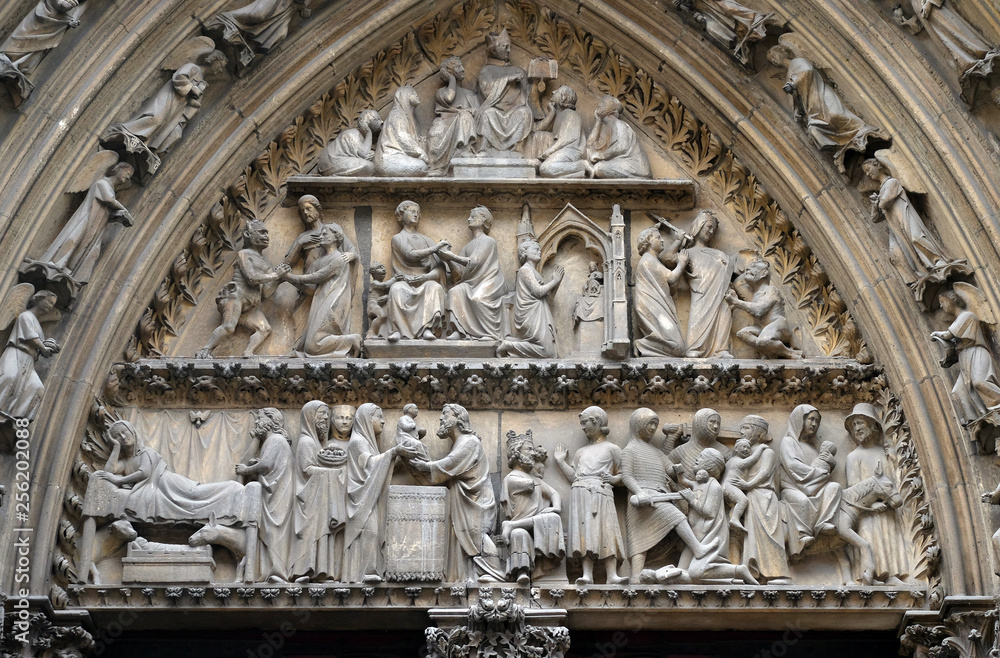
[899,597,1000,658]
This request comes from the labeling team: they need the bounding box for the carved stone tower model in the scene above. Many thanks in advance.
[2,1,1000,656]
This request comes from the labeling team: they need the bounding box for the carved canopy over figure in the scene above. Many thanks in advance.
[932,283,1000,425]
[206,0,306,68]
[844,403,908,585]
[0,0,84,84]
[633,226,689,357]
[862,152,970,303]
[681,211,734,358]
[236,408,295,582]
[21,155,135,296]
[500,430,564,584]
[725,257,801,359]
[586,95,651,179]
[768,37,888,173]
[385,200,456,341]
[778,404,842,558]
[317,109,382,177]
[496,239,564,358]
[447,206,506,341]
[894,0,1000,105]
[535,85,587,178]
[197,220,291,358]
[475,29,534,153]
[0,286,59,421]
[409,404,503,583]
[426,56,478,175]
[375,86,429,177]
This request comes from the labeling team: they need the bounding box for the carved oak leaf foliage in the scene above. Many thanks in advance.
[709,151,745,203]
[651,96,692,151]
[596,51,635,99]
[417,10,460,67]
[332,69,369,132]
[624,69,664,125]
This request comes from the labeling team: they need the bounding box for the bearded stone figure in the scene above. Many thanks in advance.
[475,29,534,153]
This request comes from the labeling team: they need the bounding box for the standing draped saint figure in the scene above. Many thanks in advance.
[1,0,85,76]
[447,206,506,340]
[343,403,408,583]
[681,211,734,358]
[633,226,689,357]
[236,408,295,582]
[290,401,347,582]
[0,289,59,420]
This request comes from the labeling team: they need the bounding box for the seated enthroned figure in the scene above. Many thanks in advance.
[475,29,533,153]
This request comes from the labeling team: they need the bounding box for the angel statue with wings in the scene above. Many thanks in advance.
[932,282,1000,450]
[0,283,60,422]
[20,151,135,307]
[863,149,971,306]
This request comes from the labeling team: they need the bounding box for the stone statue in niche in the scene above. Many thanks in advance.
[344,403,414,583]
[426,56,478,176]
[673,448,759,584]
[365,261,397,340]
[725,256,802,358]
[681,211,734,358]
[722,438,767,533]
[500,429,564,584]
[586,95,652,179]
[235,407,294,582]
[767,35,888,173]
[474,29,534,154]
[672,0,780,67]
[621,408,719,580]
[633,225,689,357]
[573,261,604,326]
[20,152,135,307]
[385,200,457,341]
[77,420,255,583]
[553,406,628,586]
[447,206,506,341]
[408,404,503,583]
[731,415,790,584]
[374,86,429,177]
[206,0,309,70]
[197,219,291,358]
[844,403,908,585]
[891,0,1000,106]
[284,222,362,357]
[862,151,970,305]
[0,285,59,421]
[316,109,382,177]
[932,283,1000,446]
[496,239,564,358]
[0,0,85,103]
[289,401,346,582]
[100,38,228,183]
[534,85,587,178]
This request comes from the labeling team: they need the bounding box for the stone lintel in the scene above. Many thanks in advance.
[285,176,696,210]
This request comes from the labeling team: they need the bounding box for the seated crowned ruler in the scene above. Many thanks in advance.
[384,485,449,581]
